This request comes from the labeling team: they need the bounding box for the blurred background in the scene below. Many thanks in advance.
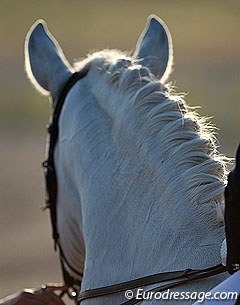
[0,0,239,300]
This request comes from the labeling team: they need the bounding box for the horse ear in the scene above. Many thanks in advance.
[24,20,72,98]
[133,15,173,83]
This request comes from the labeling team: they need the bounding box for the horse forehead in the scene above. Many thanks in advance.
[74,50,130,74]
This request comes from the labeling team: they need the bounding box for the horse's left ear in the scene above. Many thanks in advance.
[24,20,72,99]
[133,15,173,83]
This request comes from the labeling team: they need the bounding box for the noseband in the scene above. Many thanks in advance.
[42,69,227,304]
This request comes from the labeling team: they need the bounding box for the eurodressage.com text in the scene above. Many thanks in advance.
[124,288,238,303]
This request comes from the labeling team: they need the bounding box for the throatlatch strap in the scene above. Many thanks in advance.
[43,69,88,246]
[42,68,88,288]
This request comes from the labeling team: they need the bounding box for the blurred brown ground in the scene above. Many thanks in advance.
[0,0,239,299]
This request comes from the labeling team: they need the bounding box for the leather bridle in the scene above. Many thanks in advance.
[42,69,227,304]
[42,69,88,299]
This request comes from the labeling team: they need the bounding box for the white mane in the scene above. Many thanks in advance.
[75,50,228,223]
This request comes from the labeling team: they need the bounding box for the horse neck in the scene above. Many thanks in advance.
[76,131,225,291]
[57,80,226,293]
[79,162,225,291]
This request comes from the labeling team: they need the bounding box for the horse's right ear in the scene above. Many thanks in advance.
[133,15,173,83]
[24,20,72,99]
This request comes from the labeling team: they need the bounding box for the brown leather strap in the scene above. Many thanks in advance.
[77,264,226,304]
[42,68,88,294]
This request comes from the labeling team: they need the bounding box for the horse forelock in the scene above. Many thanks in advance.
[75,50,229,223]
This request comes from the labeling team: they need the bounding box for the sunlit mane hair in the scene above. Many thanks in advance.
[75,50,229,222]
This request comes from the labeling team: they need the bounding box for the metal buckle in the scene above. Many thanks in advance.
[59,287,78,303]
[232,263,240,271]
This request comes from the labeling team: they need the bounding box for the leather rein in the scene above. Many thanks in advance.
[42,69,227,304]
